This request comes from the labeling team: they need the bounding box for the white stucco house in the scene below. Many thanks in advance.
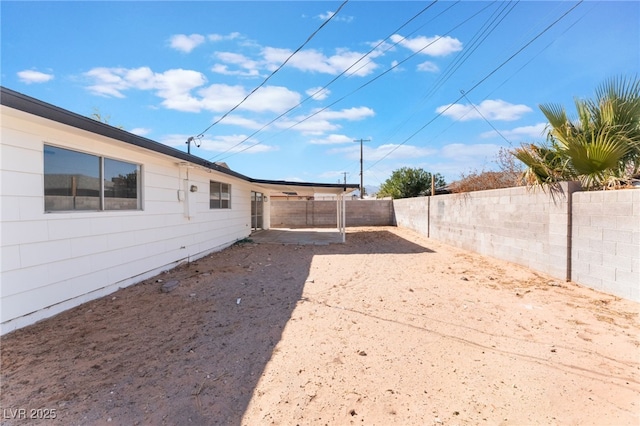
[0,87,357,335]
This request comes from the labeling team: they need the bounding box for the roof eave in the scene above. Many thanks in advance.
[1,86,359,194]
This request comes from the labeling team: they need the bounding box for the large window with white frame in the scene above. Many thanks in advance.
[210,181,231,209]
[44,144,141,212]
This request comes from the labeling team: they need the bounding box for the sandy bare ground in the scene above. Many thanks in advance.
[1,226,638,425]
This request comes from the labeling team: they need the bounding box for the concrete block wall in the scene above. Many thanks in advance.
[429,183,579,281]
[393,184,639,302]
[571,190,640,301]
[270,200,394,228]
[392,196,429,236]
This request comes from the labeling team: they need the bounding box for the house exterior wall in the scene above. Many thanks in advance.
[270,199,394,228]
[1,107,256,334]
[571,190,640,301]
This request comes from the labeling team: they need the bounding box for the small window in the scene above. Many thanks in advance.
[210,181,231,209]
[44,145,140,212]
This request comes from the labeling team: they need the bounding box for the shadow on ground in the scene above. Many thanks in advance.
[0,229,434,425]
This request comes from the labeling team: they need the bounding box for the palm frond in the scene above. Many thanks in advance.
[515,75,640,191]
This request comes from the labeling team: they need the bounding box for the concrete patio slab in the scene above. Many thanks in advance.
[249,228,344,245]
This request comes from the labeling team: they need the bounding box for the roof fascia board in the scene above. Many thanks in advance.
[249,178,358,190]
[1,86,357,193]
[0,86,250,181]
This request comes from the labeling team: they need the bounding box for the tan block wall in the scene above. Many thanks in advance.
[270,200,394,228]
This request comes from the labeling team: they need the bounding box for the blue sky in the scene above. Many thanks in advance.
[2,1,638,188]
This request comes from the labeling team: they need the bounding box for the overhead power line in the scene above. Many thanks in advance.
[209,0,441,162]
[186,0,350,151]
[365,0,584,173]
[425,1,519,100]
[232,0,492,161]
[460,89,512,145]
[357,1,510,164]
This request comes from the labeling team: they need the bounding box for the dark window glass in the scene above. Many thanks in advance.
[210,181,231,209]
[221,183,230,209]
[44,145,140,212]
[104,158,139,210]
[44,145,100,211]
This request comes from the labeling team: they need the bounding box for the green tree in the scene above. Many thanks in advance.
[377,167,446,199]
[513,76,640,190]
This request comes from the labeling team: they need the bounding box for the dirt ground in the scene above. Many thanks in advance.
[1,226,639,426]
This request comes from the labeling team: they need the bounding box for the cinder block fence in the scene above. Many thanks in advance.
[270,199,394,227]
[271,186,639,302]
[393,183,639,302]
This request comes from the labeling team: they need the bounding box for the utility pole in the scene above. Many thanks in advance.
[186,136,201,155]
[353,138,370,199]
[341,172,348,185]
[431,172,436,196]
[186,137,194,155]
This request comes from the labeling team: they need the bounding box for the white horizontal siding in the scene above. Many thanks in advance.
[1,106,256,334]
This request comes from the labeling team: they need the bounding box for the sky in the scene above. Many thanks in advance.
[2,1,639,189]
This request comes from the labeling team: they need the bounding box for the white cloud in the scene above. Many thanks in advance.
[390,60,404,72]
[329,143,435,161]
[280,118,338,135]
[169,34,205,53]
[390,34,463,57]
[417,61,439,72]
[212,114,264,130]
[198,84,301,114]
[17,70,54,84]
[278,106,375,135]
[318,170,349,180]
[85,67,130,98]
[212,52,261,77]
[317,10,354,23]
[261,47,379,77]
[211,64,260,77]
[480,122,547,140]
[129,127,151,136]
[161,134,276,154]
[429,143,504,180]
[208,32,241,42]
[84,67,207,111]
[306,86,330,101]
[317,106,375,121]
[436,99,532,122]
[195,84,248,112]
[155,69,208,112]
[84,66,302,115]
[368,144,436,161]
[308,134,353,145]
[241,86,301,114]
[440,143,500,159]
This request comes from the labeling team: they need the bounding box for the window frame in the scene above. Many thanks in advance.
[209,180,232,209]
[43,144,142,213]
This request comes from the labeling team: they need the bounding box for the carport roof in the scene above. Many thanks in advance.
[251,179,357,196]
[1,86,359,196]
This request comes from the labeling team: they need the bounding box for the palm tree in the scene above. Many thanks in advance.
[514,76,640,190]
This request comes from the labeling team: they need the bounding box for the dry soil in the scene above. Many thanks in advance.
[1,226,638,425]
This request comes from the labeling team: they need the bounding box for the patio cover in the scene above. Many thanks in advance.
[251,179,359,243]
